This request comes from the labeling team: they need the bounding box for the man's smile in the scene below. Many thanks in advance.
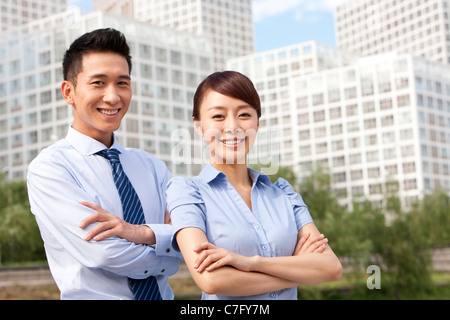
[98,108,120,116]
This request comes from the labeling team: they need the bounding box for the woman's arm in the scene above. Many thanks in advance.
[176,227,299,296]
[251,223,342,285]
[195,223,342,286]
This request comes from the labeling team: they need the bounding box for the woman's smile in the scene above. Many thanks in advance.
[219,138,246,148]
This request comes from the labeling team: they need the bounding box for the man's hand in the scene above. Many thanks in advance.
[78,201,156,245]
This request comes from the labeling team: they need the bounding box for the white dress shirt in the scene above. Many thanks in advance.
[27,127,180,300]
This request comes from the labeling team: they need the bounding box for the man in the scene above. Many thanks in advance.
[27,28,180,300]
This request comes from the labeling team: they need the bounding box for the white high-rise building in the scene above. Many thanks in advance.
[229,46,450,210]
[93,0,255,70]
[335,0,450,64]
[0,0,68,32]
[0,11,213,181]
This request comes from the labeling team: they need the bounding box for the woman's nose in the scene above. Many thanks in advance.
[224,118,241,134]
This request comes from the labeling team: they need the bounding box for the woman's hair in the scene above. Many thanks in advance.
[62,28,132,86]
[193,71,261,120]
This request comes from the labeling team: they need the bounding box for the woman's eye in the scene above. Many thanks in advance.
[212,114,225,119]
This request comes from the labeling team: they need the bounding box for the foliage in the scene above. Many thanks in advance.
[256,165,448,299]
[0,171,46,264]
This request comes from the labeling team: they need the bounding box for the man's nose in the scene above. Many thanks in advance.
[103,85,120,105]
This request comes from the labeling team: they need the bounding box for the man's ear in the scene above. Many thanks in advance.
[193,118,203,137]
[61,80,75,105]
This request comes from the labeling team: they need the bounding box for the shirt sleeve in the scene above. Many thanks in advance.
[144,154,180,258]
[166,176,206,251]
[27,155,179,280]
[274,178,314,231]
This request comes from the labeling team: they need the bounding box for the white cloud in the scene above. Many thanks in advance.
[253,0,302,22]
[253,0,347,23]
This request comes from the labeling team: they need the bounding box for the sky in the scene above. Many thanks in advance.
[68,0,344,52]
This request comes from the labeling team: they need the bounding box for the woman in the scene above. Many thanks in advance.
[167,71,342,300]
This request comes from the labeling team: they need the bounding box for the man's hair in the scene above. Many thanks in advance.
[62,28,132,86]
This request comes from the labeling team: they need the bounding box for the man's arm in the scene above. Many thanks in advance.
[27,159,178,279]
[79,205,182,260]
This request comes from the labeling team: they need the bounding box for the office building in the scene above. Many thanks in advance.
[0,0,67,32]
[93,0,255,70]
[0,10,213,180]
[335,0,450,64]
[229,46,450,210]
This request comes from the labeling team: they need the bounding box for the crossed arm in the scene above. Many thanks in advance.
[79,203,342,296]
[177,223,342,296]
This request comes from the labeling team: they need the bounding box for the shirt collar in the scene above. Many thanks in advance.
[198,164,227,183]
[247,167,272,186]
[65,127,126,156]
[199,163,272,186]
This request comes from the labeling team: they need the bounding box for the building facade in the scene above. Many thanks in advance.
[94,0,255,70]
[229,47,450,210]
[0,11,213,181]
[335,0,450,64]
[0,0,67,32]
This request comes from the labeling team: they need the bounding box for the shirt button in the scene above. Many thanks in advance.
[262,245,268,250]
[254,224,260,230]
[166,248,171,253]
[144,270,148,274]
[161,269,165,273]
[270,292,277,298]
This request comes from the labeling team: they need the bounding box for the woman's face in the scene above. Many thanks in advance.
[194,89,259,165]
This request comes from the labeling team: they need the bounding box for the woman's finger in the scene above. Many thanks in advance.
[194,241,217,253]
[294,232,310,255]
[309,238,328,253]
[196,251,226,273]
[194,248,219,269]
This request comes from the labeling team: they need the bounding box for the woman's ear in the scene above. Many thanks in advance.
[61,81,75,105]
[193,118,203,137]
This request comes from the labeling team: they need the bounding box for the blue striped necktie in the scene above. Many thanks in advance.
[97,148,162,300]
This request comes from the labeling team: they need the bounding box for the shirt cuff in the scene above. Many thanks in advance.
[147,224,182,259]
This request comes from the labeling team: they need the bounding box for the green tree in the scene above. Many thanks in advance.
[262,166,437,298]
[412,188,450,248]
[0,171,45,264]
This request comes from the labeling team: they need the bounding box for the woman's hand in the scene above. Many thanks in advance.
[192,242,256,273]
[294,232,328,256]
[78,201,156,245]
[193,233,329,273]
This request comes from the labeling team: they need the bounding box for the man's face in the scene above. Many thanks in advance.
[61,51,132,147]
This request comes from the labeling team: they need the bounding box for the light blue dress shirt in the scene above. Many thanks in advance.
[27,127,180,300]
[167,164,314,300]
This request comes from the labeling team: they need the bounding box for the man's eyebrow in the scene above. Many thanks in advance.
[88,74,131,80]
